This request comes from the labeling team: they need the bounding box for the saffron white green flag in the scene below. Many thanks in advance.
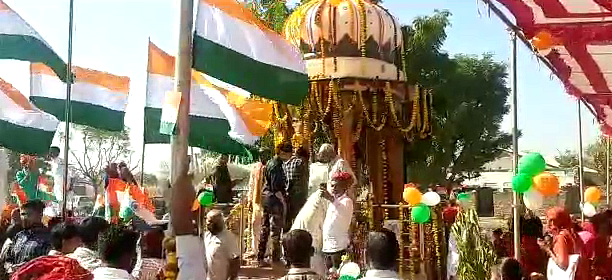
[193,0,308,105]
[0,77,59,155]
[30,63,130,131]
[146,42,272,155]
[0,1,69,82]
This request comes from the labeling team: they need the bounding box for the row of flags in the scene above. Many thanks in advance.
[0,0,309,157]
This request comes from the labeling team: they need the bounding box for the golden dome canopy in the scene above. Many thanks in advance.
[284,0,405,81]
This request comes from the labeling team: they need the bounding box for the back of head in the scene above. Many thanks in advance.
[296,146,309,161]
[51,222,80,251]
[275,142,293,155]
[500,258,522,280]
[98,225,139,270]
[282,229,313,267]
[367,229,399,271]
[79,216,109,250]
[21,200,45,227]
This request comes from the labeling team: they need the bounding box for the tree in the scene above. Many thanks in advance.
[586,136,611,183]
[60,125,139,194]
[555,149,579,169]
[404,11,512,186]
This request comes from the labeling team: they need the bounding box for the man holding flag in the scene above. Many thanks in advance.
[15,155,55,204]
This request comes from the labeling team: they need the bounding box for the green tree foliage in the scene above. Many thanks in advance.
[586,136,611,184]
[555,149,579,169]
[403,11,512,186]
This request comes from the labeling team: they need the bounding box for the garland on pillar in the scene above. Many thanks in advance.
[432,208,442,280]
[380,139,389,219]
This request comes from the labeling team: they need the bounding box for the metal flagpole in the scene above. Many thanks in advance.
[607,137,610,205]
[62,0,75,217]
[140,141,145,186]
[170,0,193,182]
[510,30,521,260]
[578,100,585,221]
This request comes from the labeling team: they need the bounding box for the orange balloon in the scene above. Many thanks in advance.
[532,31,554,50]
[532,172,560,196]
[585,187,602,203]
[403,187,422,206]
[328,0,344,6]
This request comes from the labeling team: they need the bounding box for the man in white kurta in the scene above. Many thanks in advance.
[48,147,69,206]
[321,172,353,272]
[291,188,330,276]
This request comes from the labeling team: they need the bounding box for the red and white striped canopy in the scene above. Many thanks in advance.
[495,0,612,133]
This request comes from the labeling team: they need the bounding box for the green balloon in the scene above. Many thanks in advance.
[119,206,134,220]
[518,153,546,176]
[457,193,470,201]
[512,173,533,193]
[411,204,431,224]
[338,276,356,280]
[198,190,215,207]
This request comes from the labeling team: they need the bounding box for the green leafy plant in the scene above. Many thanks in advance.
[451,209,497,280]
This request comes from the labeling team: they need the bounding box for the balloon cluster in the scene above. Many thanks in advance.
[512,153,560,210]
[582,187,602,217]
[402,184,441,224]
[191,190,215,211]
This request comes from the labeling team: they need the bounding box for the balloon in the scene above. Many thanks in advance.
[532,172,560,196]
[523,188,544,210]
[532,31,555,50]
[199,190,215,207]
[585,187,602,203]
[518,153,547,176]
[422,191,441,206]
[328,0,345,6]
[582,202,597,217]
[411,204,431,224]
[403,187,422,206]
[119,206,134,220]
[338,262,360,277]
[457,192,470,201]
[338,276,356,280]
[512,173,533,193]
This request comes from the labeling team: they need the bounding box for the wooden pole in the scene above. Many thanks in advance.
[170,0,193,182]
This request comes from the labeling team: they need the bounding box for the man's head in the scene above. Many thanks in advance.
[282,229,314,267]
[51,222,82,254]
[499,258,522,280]
[10,208,21,225]
[295,146,310,162]
[21,200,45,228]
[48,146,60,160]
[141,227,164,259]
[206,210,225,235]
[275,142,293,161]
[106,163,119,179]
[330,171,353,197]
[218,155,229,166]
[259,148,271,164]
[366,229,399,271]
[79,216,109,250]
[317,144,336,163]
[98,225,139,273]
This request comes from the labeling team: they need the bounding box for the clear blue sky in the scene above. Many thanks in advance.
[0,0,599,171]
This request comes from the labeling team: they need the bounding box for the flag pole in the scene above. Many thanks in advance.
[62,0,75,217]
[578,100,585,221]
[510,29,521,260]
[170,0,193,183]
[140,141,146,186]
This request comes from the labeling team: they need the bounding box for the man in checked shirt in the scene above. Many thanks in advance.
[4,200,51,272]
[283,146,310,232]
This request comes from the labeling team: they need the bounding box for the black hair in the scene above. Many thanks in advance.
[47,217,62,230]
[493,228,503,235]
[500,258,522,280]
[98,225,139,265]
[79,216,109,249]
[282,229,313,266]
[521,215,543,238]
[49,146,60,154]
[367,229,399,270]
[5,224,22,240]
[275,142,293,155]
[296,146,309,160]
[51,222,80,250]
[22,200,45,215]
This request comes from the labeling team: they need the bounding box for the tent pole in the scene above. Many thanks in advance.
[578,100,585,221]
[510,30,521,260]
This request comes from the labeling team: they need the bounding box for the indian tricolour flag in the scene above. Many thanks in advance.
[30,63,130,131]
[0,1,69,82]
[0,77,59,155]
[146,42,272,155]
[193,0,308,105]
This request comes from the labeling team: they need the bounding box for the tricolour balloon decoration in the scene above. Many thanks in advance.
[402,184,441,224]
[582,186,602,217]
[512,152,560,210]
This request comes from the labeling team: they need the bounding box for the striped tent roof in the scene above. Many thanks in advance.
[493,0,612,133]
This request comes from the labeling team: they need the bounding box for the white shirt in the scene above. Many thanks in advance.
[50,157,69,202]
[308,163,329,196]
[322,194,353,253]
[204,230,240,280]
[176,234,207,280]
[446,233,459,280]
[360,269,401,280]
[67,247,103,271]
[92,267,135,280]
[291,190,330,252]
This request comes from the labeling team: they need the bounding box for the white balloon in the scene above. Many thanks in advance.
[582,202,597,217]
[422,191,441,206]
[523,188,544,210]
[338,262,360,277]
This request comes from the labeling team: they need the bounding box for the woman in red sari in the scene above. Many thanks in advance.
[538,207,589,280]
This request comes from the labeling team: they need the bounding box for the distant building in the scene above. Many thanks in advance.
[463,150,598,190]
